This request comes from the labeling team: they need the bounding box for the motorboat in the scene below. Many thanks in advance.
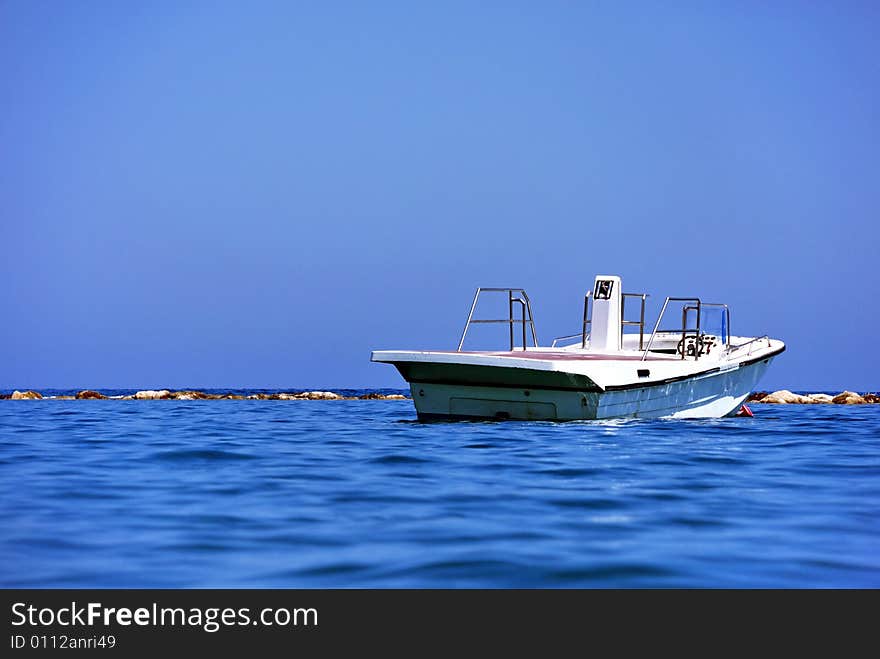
[371,275,784,420]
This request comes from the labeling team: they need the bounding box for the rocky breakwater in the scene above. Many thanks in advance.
[9,390,42,399]
[748,390,879,405]
[1,389,409,401]
[76,390,107,399]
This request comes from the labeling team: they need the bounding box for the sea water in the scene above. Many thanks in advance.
[1,391,878,587]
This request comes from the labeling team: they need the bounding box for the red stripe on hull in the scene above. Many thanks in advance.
[429,350,675,362]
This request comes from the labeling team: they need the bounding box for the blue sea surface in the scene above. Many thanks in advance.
[1,391,878,588]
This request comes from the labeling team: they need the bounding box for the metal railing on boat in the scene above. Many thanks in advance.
[727,335,771,357]
[550,292,648,350]
[459,288,752,362]
[640,298,731,362]
[457,288,539,352]
[622,293,648,351]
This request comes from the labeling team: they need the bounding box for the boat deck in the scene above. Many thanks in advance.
[433,350,678,362]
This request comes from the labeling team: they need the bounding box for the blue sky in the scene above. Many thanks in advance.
[1,1,877,390]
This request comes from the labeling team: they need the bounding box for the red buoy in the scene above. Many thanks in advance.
[735,404,754,418]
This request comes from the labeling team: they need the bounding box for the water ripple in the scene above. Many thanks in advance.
[0,396,878,587]
[151,449,257,461]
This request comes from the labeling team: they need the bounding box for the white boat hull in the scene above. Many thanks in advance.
[373,275,784,421]
[406,357,775,421]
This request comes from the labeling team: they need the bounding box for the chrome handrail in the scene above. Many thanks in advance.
[641,297,703,361]
[581,291,592,348]
[684,303,730,347]
[727,335,771,357]
[551,290,648,350]
[458,288,539,351]
[551,333,583,348]
[621,293,648,350]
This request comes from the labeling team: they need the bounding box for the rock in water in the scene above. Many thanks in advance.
[759,390,809,404]
[862,393,880,404]
[356,393,409,400]
[76,390,107,399]
[11,390,42,399]
[169,391,219,400]
[134,390,171,400]
[804,393,833,404]
[282,391,343,400]
[303,391,342,400]
[746,391,769,402]
[832,391,866,405]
